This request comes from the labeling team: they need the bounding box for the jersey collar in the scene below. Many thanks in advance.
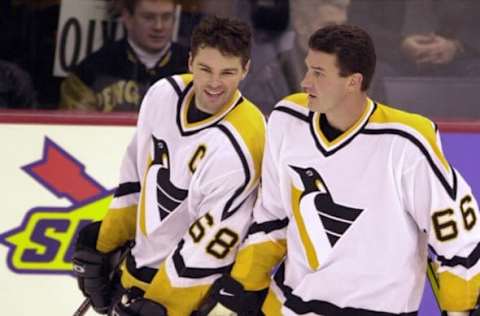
[177,82,242,135]
[309,98,376,156]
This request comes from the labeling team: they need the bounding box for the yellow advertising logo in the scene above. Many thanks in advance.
[0,137,112,274]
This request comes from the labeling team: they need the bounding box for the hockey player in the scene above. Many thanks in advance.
[72,16,266,315]
[198,25,480,316]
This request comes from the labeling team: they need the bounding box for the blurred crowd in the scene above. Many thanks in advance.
[1,0,479,118]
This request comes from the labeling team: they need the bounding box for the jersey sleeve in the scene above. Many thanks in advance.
[231,113,288,291]
[59,74,98,110]
[143,130,263,315]
[402,130,480,311]
[96,82,159,253]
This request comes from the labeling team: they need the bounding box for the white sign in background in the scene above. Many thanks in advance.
[0,123,134,315]
[53,0,125,77]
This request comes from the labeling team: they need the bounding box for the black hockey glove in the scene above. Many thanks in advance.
[72,221,117,314]
[109,287,167,316]
[195,275,267,316]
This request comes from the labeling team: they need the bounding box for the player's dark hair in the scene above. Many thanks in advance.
[308,24,376,91]
[121,0,177,14]
[190,15,252,68]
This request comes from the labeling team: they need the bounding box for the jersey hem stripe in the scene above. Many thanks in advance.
[114,182,141,197]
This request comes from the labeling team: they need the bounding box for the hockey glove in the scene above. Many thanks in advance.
[196,275,267,316]
[109,287,167,316]
[72,221,117,314]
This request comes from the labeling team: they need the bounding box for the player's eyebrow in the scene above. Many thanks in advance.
[311,66,326,72]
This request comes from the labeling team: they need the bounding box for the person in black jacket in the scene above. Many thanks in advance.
[0,59,37,109]
[60,0,188,112]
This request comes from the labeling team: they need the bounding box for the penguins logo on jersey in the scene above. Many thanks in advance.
[291,165,363,246]
[151,137,188,220]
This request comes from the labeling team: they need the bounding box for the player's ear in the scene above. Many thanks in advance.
[241,59,251,80]
[347,73,363,91]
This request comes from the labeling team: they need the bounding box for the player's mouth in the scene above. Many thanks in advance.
[205,89,224,99]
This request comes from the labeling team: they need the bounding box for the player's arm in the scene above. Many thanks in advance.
[403,130,480,314]
[198,114,289,315]
[72,80,159,312]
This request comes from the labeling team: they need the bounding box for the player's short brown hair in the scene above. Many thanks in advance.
[190,15,252,68]
[308,24,376,91]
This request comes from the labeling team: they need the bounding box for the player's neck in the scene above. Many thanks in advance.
[325,94,368,132]
[193,95,216,114]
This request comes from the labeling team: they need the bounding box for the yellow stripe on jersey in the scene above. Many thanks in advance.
[231,240,286,291]
[291,186,319,270]
[144,264,210,316]
[224,99,266,184]
[139,155,153,236]
[262,288,283,316]
[313,99,373,148]
[437,270,480,310]
[181,89,241,130]
[120,263,151,291]
[178,73,193,87]
[97,205,137,253]
[283,93,309,108]
[370,103,450,172]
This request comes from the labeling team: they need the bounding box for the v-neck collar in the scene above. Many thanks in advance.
[309,98,376,156]
[176,82,242,135]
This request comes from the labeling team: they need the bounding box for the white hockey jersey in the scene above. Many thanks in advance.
[231,93,480,315]
[96,74,266,315]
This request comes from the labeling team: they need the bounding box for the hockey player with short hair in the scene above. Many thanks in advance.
[198,24,480,316]
[71,15,266,316]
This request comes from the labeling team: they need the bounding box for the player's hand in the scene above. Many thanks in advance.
[110,287,167,316]
[446,312,468,316]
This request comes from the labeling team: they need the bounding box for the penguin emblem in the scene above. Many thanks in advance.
[291,165,363,247]
[152,137,188,220]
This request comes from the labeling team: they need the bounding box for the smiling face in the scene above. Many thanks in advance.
[188,46,249,113]
[122,0,176,54]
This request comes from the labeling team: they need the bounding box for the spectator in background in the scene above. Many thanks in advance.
[242,0,350,114]
[400,0,480,76]
[349,0,480,77]
[60,0,189,112]
[1,0,61,109]
[0,60,37,109]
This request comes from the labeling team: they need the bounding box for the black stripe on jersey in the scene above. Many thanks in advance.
[273,106,309,122]
[247,218,289,235]
[429,243,480,269]
[274,263,417,316]
[114,182,141,197]
[309,103,377,157]
[173,239,233,278]
[126,253,156,283]
[217,124,251,221]
[165,76,183,98]
[175,86,244,136]
[361,129,457,200]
